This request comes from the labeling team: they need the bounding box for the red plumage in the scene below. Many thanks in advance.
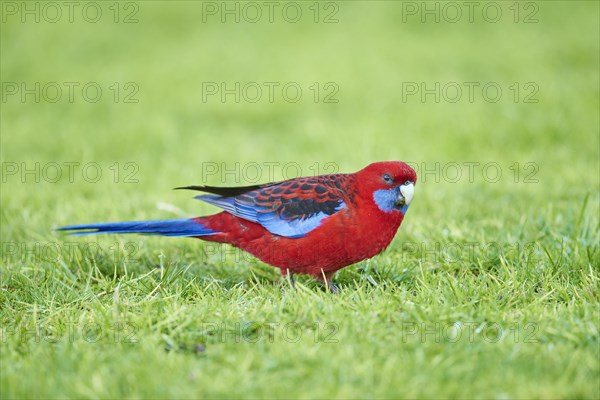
[60,161,417,288]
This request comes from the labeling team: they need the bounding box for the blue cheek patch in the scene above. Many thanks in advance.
[373,188,409,214]
[373,188,397,213]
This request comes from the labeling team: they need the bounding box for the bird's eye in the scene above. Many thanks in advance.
[383,174,393,184]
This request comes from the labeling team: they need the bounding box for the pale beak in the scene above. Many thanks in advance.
[395,182,415,207]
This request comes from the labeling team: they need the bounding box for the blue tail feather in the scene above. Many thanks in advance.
[57,219,217,237]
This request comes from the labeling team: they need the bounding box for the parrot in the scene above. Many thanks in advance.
[59,161,417,291]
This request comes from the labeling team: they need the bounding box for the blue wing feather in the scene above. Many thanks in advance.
[194,175,350,238]
[256,205,345,238]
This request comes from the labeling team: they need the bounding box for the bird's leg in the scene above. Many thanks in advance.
[319,270,338,294]
[287,270,295,289]
[280,269,295,290]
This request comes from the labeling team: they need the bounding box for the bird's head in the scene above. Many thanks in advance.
[357,161,417,214]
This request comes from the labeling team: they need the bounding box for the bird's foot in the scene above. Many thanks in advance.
[325,281,339,294]
[319,270,339,294]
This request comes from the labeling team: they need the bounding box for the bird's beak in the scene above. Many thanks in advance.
[395,182,415,207]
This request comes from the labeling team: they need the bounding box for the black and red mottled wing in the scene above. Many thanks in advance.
[178,175,355,238]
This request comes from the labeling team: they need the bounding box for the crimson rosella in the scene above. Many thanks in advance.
[59,161,416,290]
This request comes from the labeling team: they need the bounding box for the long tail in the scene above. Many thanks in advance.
[57,218,217,237]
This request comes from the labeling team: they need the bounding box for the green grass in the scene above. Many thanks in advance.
[1,1,599,398]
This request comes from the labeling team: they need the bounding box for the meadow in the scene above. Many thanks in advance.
[1,1,599,398]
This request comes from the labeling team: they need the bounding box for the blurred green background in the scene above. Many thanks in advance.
[1,1,598,398]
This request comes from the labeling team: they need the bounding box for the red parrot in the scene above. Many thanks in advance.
[59,161,416,290]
